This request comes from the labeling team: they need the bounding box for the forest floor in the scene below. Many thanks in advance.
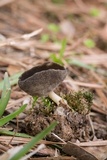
[0,0,107,160]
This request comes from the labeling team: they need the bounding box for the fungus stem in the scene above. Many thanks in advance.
[48,91,67,106]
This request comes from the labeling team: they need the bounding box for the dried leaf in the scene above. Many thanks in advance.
[62,143,98,160]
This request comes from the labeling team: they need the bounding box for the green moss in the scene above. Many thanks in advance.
[65,91,93,115]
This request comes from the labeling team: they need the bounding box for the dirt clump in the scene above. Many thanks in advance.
[24,102,91,142]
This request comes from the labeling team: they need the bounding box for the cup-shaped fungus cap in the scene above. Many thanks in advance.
[18,62,67,96]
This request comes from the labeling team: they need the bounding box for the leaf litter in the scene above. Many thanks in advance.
[0,0,107,160]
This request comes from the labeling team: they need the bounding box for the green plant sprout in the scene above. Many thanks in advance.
[50,39,67,65]
[42,97,55,114]
[65,90,93,115]
[40,24,60,43]
[48,23,60,33]
[83,38,96,48]
[50,39,95,70]
[89,7,100,17]
[31,96,55,115]
[32,96,38,108]
[41,34,50,42]
[47,23,60,42]
[42,97,51,108]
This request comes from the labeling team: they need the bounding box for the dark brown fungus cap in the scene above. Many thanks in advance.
[18,62,67,96]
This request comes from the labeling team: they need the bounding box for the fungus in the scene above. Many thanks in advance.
[18,62,67,105]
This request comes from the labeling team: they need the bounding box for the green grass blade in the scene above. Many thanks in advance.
[50,53,63,65]
[0,72,11,117]
[0,104,27,126]
[0,129,32,138]
[59,39,67,58]
[9,121,57,160]
[67,59,95,70]
[0,72,22,91]
[1,72,10,98]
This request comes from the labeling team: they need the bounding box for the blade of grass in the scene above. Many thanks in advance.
[50,53,63,65]
[1,72,10,98]
[0,104,27,126]
[9,72,23,86]
[67,59,95,70]
[0,72,11,117]
[0,129,32,138]
[9,121,57,160]
[0,72,23,90]
[59,39,67,58]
